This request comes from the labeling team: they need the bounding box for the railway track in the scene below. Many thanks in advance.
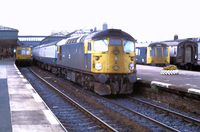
[101,96,200,132]
[21,66,200,131]
[22,67,117,132]
[128,96,200,126]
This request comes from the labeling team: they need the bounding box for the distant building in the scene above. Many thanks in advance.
[0,26,19,58]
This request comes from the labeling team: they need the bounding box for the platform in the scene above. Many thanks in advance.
[0,58,65,132]
[137,64,200,95]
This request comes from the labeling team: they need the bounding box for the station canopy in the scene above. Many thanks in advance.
[0,25,19,48]
[0,26,18,32]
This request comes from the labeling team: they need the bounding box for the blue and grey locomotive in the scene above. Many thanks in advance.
[32,29,137,95]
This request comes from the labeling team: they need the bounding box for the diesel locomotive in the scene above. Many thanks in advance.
[136,42,170,66]
[32,29,137,95]
[15,46,31,66]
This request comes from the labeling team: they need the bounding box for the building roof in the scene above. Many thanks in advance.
[0,25,18,32]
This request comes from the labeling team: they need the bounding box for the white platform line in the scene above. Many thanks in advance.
[43,110,59,125]
[151,81,171,88]
[32,93,43,102]
[188,88,200,95]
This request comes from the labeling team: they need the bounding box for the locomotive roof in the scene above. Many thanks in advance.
[85,29,135,41]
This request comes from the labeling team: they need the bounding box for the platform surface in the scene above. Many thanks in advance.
[0,58,65,132]
[137,64,200,95]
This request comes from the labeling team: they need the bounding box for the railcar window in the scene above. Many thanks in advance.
[157,48,162,57]
[163,48,168,57]
[94,39,108,52]
[109,39,122,46]
[22,48,26,55]
[17,50,21,55]
[136,48,140,55]
[150,48,155,57]
[124,40,135,52]
[26,50,30,55]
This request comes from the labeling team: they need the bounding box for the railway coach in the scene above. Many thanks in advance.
[32,29,137,95]
[136,42,170,66]
[164,39,198,70]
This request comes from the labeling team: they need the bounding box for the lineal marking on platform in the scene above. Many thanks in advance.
[26,84,33,89]
[188,88,200,95]
[0,68,7,79]
[17,71,21,75]
[151,81,171,88]
[43,110,59,124]
[32,93,43,102]
[137,78,142,80]
[22,78,27,82]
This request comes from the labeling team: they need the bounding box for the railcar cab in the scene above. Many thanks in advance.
[16,46,32,66]
[84,29,136,74]
[136,42,170,66]
[147,42,170,65]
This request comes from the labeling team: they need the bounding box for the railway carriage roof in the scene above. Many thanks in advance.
[85,29,135,41]
[163,40,197,47]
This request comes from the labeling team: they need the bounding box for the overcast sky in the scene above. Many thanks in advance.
[1,0,200,42]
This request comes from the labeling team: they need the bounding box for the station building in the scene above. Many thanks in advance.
[0,26,19,58]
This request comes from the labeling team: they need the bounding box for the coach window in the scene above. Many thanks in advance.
[157,48,162,57]
[136,48,140,55]
[150,47,155,57]
[163,48,168,57]
[174,47,177,55]
[94,39,108,52]
[124,40,135,52]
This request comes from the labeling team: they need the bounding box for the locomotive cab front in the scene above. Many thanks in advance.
[146,43,170,66]
[85,30,137,95]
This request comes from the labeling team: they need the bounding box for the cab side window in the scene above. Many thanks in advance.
[88,42,91,51]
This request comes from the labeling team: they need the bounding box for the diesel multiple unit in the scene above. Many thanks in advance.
[136,42,170,66]
[15,46,31,66]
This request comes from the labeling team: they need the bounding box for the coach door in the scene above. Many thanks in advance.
[185,46,192,63]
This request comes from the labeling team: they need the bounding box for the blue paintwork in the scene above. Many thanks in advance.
[136,47,147,64]
[57,43,91,71]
